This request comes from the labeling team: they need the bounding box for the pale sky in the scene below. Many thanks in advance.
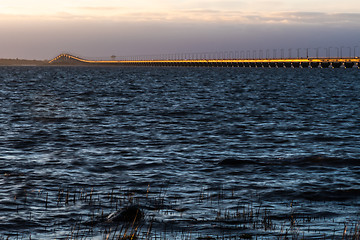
[1,0,360,59]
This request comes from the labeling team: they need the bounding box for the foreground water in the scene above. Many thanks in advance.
[0,66,360,239]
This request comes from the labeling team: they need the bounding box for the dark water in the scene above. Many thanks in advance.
[1,66,360,239]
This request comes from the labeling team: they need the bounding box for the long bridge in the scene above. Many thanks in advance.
[49,53,360,68]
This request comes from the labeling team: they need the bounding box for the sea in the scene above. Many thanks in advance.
[0,66,359,239]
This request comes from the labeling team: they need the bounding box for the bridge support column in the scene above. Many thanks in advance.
[292,62,300,68]
[249,62,256,68]
[276,62,284,68]
[262,62,270,68]
[331,62,342,68]
[310,62,319,68]
[284,62,292,68]
[321,62,330,68]
[344,62,354,68]
[300,62,309,68]
[269,62,276,68]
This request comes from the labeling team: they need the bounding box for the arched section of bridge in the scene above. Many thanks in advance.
[48,54,89,65]
[49,54,360,69]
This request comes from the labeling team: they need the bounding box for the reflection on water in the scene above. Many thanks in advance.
[0,66,360,239]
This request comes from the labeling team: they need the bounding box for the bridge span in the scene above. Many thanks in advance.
[49,53,360,68]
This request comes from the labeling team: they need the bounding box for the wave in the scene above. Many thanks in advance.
[219,155,360,167]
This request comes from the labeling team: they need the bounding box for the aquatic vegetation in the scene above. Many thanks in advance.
[1,184,360,239]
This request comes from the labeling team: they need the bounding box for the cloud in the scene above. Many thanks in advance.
[2,4,360,26]
[1,5,360,60]
[61,11,360,26]
[255,12,360,25]
[55,10,360,26]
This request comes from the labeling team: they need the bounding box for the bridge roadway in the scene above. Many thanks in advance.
[49,53,360,68]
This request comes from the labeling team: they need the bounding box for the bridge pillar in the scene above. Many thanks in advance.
[269,62,276,68]
[321,62,331,68]
[331,62,342,68]
[310,62,319,68]
[344,62,354,68]
[300,62,309,68]
[243,62,250,67]
[284,62,292,68]
[249,62,256,68]
[292,62,300,68]
[276,62,284,68]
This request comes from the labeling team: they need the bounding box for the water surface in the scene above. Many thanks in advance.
[0,66,359,239]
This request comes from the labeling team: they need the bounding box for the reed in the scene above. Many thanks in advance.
[2,185,360,240]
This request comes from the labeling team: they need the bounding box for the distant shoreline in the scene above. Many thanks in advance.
[0,59,110,67]
[0,58,49,66]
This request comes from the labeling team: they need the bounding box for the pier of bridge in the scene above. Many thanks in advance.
[49,53,360,68]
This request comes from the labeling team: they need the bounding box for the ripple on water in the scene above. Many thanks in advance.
[0,67,359,238]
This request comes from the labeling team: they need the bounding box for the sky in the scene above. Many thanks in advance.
[1,0,360,59]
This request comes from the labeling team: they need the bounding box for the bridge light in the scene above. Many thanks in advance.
[334,47,339,58]
[328,47,333,58]
[347,47,351,58]
[246,50,251,59]
[259,50,263,59]
[340,46,345,58]
[273,49,277,59]
[314,47,319,58]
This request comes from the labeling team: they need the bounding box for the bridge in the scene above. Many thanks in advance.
[49,53,360,68]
